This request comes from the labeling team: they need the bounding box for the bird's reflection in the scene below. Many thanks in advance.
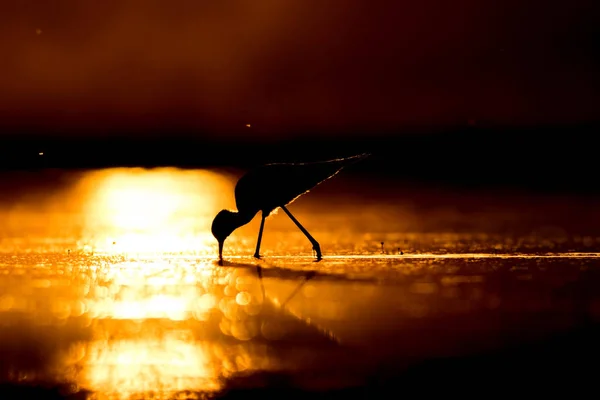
[280,271,316,309]
[215,260,340,345]
[256,264,266,301]
[220,260,317,312]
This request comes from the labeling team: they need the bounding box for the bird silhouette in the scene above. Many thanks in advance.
[211,153,370,264]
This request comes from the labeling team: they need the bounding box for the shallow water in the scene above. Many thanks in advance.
[1,168,600,399]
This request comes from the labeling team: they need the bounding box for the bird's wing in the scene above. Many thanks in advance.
[235,154,369,213]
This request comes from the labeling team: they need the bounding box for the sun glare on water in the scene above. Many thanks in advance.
[75,260,269,398]
[79,168,236,254]
[84,336,221,397]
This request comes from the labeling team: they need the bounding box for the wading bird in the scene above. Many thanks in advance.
[211,153,370,264]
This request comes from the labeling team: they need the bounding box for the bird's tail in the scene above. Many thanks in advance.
[316,152,370,172]
[347,153,371,161]
[309,152,371,168]
[337,152,371,165]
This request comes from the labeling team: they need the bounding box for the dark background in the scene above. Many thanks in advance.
[1,0,599,194]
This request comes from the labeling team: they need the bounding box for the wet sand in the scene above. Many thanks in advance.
[1,168,600,398]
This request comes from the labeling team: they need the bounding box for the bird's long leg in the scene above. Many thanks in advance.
[254,212,266,259]
[280,205,322,261]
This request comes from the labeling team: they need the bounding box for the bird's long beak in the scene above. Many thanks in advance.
[218,240,224,264]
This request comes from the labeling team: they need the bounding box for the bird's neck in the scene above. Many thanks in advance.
[232,210,256,229]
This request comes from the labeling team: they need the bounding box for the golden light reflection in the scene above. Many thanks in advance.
[75,259,277,397]
[83,336,221,397]
[82,260,215,321]
[79,168,237,254]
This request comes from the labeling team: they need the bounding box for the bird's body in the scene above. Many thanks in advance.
[235,155,364,217]
[211,153,370,263]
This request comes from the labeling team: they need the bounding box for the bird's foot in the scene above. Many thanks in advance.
[253,253,262,260]
[217,258,224,266]
[312,245,322,262]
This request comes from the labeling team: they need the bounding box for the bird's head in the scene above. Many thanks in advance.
[211,209,239,262]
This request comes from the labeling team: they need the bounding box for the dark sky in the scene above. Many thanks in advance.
[1,0,598,138]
